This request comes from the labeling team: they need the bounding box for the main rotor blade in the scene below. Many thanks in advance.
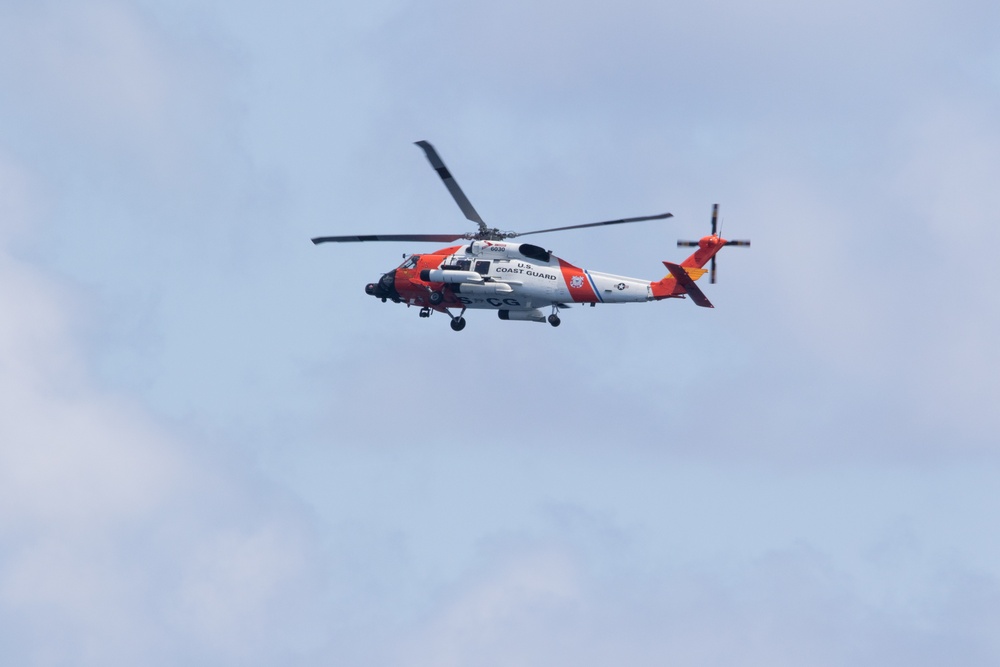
[312,233,465,245]
[512,212,673,238]
[414,141,487,233]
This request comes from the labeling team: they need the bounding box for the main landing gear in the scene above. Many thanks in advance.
[447,306,467,331]
[447,306,467,332]
[417,304,466,330]
[420,305,467,331]
[548,305,561,327]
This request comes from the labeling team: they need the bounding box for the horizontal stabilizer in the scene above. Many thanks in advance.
[663,262,714,308]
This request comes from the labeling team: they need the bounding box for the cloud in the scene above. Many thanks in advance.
[4,1,1000,664]
[0,0,235,183]
[389,534,1000,667]
[0,157,326,665]
[398,546,581,667]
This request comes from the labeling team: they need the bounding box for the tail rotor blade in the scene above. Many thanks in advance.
[710,255,717,284]
[711,203,719,237]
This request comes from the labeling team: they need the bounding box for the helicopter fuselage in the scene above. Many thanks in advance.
[365,236,726,324]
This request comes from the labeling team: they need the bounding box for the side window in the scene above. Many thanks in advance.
[455,259,471,271]
[474,260,491,275]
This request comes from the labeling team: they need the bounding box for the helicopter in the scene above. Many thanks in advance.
[312,141,749,331]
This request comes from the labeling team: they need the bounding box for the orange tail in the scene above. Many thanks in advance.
[649,235,726,302]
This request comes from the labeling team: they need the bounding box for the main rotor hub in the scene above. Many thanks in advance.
[462,228,518,241]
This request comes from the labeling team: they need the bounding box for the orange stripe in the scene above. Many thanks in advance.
[558,259,599,303]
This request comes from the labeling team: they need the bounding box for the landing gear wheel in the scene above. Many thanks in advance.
[450,317,466,332]
[428,291,444,305]
[547,314,561,327]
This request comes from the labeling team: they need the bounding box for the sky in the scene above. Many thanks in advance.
[1,0,999,664]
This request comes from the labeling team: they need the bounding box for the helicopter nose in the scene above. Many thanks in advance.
[378,270,396,291]
[366,270,399,301]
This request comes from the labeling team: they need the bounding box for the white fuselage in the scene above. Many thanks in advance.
[442,240,653,311]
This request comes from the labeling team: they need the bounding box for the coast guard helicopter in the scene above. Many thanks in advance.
[313,141,749,331]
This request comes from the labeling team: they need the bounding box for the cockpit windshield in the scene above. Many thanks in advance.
[398,255,420,269]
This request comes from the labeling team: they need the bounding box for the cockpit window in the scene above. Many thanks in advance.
[399,255,420,269]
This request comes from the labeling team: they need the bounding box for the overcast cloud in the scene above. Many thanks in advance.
[1,0,999,664]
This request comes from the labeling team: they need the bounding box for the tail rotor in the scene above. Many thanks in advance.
[677,204,750,283]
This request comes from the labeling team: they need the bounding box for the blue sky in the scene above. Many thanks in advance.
[1,0,999,664]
